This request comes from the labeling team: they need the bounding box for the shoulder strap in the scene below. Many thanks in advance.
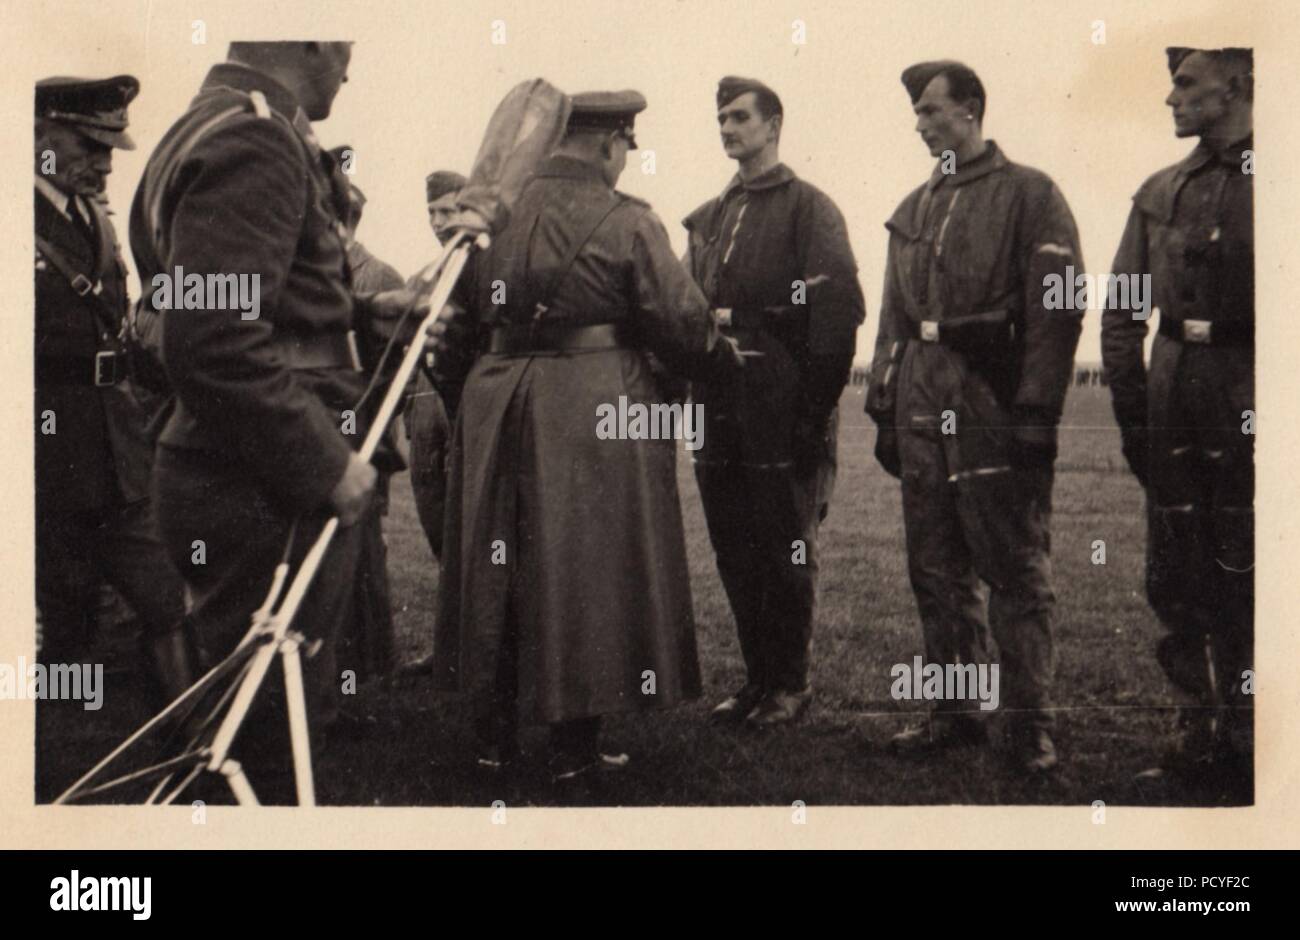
[144,89,305,261]
[531,195,623,319]
[144,102,253,258]
[79,197,118,282]
[35,232,122,334]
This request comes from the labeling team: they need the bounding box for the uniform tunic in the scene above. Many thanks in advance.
[35,180,185,657]
[683,162,864,694]
[867,142,1083,730]
[1103,135,1253,716]
[129,63,387,762]
[433,155,730,725]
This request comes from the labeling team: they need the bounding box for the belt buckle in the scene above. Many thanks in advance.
[920,320,940,343]
[93,350,118,386]
[715,307,733,327]
[71,274,98,297]
[1182,319,1212,344]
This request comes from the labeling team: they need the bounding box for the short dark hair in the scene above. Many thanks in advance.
[1168,46,1253,100]
[939,65,986,122]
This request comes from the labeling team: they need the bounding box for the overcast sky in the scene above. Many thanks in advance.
[20,0,1278,363]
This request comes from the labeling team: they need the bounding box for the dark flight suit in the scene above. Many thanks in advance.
[866,142,1083,739]
[1103,135,1254,756]
[34,181,188,667]
[129,63,398,785]
[684,163,865,696]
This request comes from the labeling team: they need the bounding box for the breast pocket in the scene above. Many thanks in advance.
[937,196,1013,314]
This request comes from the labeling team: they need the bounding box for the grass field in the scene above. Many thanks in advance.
[35,383,1251,807]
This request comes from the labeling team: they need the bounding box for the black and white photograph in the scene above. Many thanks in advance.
[3,0,1295,849]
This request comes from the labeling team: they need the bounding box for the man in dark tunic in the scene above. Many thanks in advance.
[131,42,418,795]
[1103,48,1254,786]
[684,77,865,728]
[34,75,192,705]
[866,61,1083,771]
[432,91,743,780]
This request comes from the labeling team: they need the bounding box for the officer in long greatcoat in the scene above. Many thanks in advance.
[866,61,1083,772]
[1103,48,1254,786]
[34,75,192,705]
[432,91,743,781]
[684,76,865,728]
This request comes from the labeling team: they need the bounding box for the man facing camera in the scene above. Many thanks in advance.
[684,76,864,728]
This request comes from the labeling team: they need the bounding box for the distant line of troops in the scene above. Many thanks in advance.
[34,42,1252,796]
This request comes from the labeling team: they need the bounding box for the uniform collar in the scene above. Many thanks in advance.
[1183,133,1252,172]
[926,139,1006,191]
[202,61,305,123]
[721,161,795,200]
[537,154,610,187]
[34,174,92,224]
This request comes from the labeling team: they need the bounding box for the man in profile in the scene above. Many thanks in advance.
[1103,48,1254,792]
[131,41,420,797]
[866,61,1082,772]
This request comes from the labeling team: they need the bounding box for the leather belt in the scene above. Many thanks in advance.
[910,308,1014,345]
[1157,315,1252,346]
[37,350,127,387]
[488,322,622,355]
[714,305,799,330]
[272,330,362,371]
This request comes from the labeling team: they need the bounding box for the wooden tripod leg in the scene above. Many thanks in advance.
[219,760,260,806]
[281,636,316,807]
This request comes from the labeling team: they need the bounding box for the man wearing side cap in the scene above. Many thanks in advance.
[33,75,194,707]
[432,91,743,782]
[684,76,865,728]
[866,61,1082,771]
[1103,48,1254,790]
[395,171,466,679]
[406,170,465,564]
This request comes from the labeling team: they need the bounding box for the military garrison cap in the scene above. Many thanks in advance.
[716,76,783,115]
[567,90,646,146]
[901,60,972,103]
[35,74,139,150]
[901,60,987,122]
[426,170,467,204]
